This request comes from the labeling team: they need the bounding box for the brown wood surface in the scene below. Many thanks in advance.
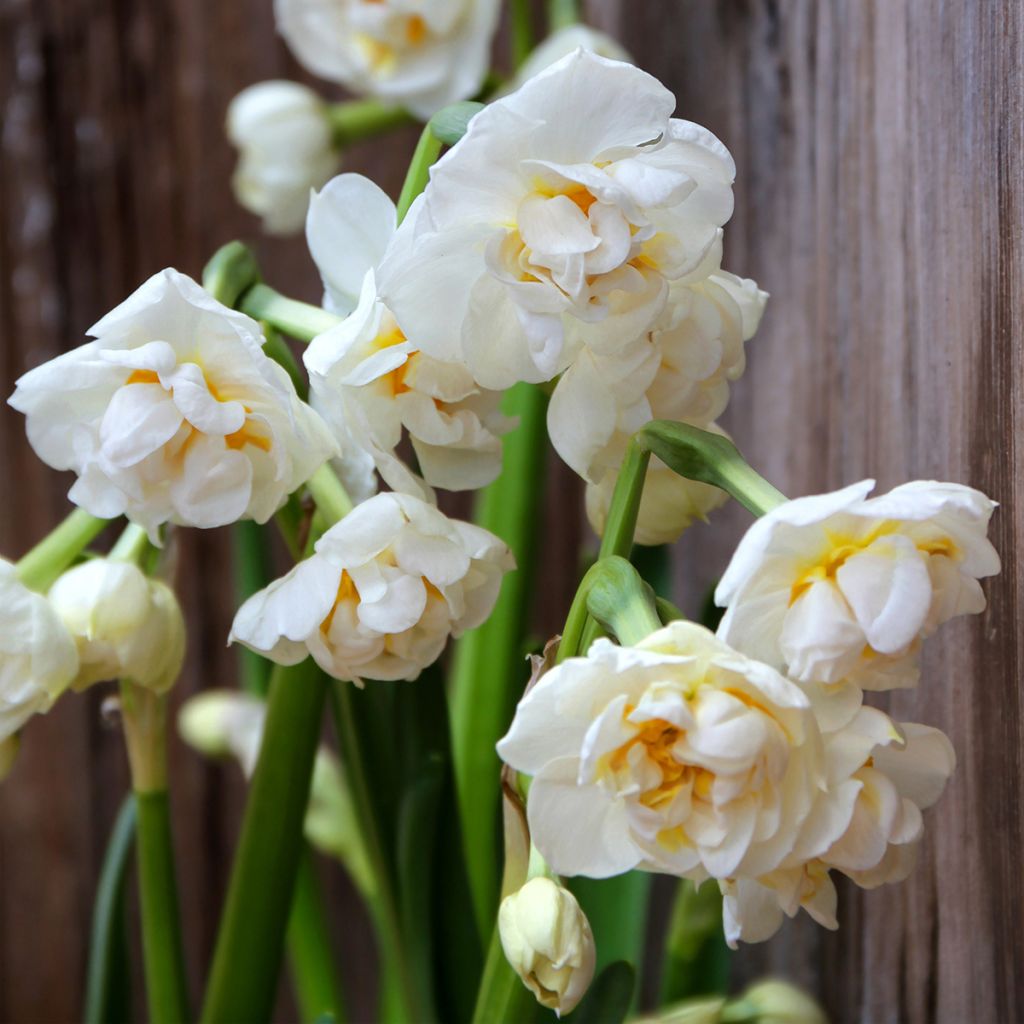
[0,1,1020,1022]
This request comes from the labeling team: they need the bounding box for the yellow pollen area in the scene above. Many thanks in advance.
[563,185,598,216]
[406,14,427,44]
[319,572,444,639]
[604,713,694,811]
[787,522,958,607]
[373,325,417,397]
[124,367,272,454]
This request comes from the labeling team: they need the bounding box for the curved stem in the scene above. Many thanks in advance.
[326,99,413,148]
[471,924,535,1024]
[15,508,108,591]
[84,797,136,1024]
[306,464,354,526]
[201,660,327,1024]
[548,0,579,30]
[238,283,343,343]
[397,125,443,223]
[510,0,534,66]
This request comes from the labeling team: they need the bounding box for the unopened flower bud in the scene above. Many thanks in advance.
[49,559,185,693]
[498,876,595,1017]
[731,979,826,1024]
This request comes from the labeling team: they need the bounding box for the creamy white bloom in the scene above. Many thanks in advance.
[585,460,727,547]
[9,269,337,537]
[498,622,830,883]
[513,25,632,87]
[230,491,514,682]
[179,690,372,883]
[0,560,79,748]
[305,175,510,500]
[379,51,736,390]
[48,559,185,693]
[554,267,764,544]
[716,480,1000,690]
[720,704,956,947]
[499,876,596,1016]
[275,0,501,119]
[227,81,340,235]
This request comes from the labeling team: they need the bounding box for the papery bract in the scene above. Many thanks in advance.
[304,174,510,501]
[9,269,337,538]
[716,480,1000,689]
[498,876,596,1016]
[230,491,514,682]
[378,50,736,390]
[275,0,501,119]
[498,622,826,884]
[0,559,79,751]
[49,559,185,694]
[227,81,340,235]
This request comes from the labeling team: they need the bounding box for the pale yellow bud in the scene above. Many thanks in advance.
[49,559,185,693]
[498,876,595,1017]
[633,995,727,1024]
[734,979,827,1023]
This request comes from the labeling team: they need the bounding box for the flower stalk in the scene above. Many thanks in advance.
[396,125,443,223]
[326,99,414,148]
[14,508,107,591]
[238,283,343,342]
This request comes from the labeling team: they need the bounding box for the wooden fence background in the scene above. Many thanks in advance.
[0,1,1020,1021]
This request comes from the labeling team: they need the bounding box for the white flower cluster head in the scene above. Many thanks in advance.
[8,269,337,540]
[377,50,767,543]
[231,491,513,683]
[500,481,999,947]
[275,0,501,120]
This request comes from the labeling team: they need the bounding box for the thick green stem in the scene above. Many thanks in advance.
[471,923,536,1024]
[232,521,273,696]
[660,880,730,1003]
[238,283,343,343]
[201,660,327,1024]
[135,790,190,1024]
[306,463,354,525]
[449,382,548,941]
[84,797,136,1024]
[15,508,107,591]
[287,847,349,1023]
[331,681,421,1023]
[326,99,413,148]
[109,522,150,564]
[599,440,652,561]
[397,125,443,223]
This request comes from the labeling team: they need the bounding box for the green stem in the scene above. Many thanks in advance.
[471,923,535,1024]
[326,99,414,148]
[397,125,443,223]
[15,508,108,591]
[238,283,342,343]
[659,880,730,1003]
[201,660,327,1024]
[548,0,579,30]
[599,439,651,561]
[232,521,273,696]
[287,847,349,1023]
[306,464,354,526]
[510,0,535,66]
[331,681,421,1022]
[449,382,548,941]
[135,790,191,1024]
[109,523,149,564]
[84,797,136,1024]
[264,325,308,400]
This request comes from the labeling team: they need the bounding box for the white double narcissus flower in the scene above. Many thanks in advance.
[720,703,956,947]
[9,269,337,538]
[48,559,185,693]
[498,622,829,884]
[230,491,514,682]
[509,24,632,90]
[0,559,79,754]
[498,876,596,1016]
[275,0,501,120]
[549,262,767,544]
[304,174,510,501]
[716,480,1000,689]
[378,50,736,390]
[227,81,340,235]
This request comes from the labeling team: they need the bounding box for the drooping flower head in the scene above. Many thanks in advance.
[0,560,79,752]
[275,0,501,119]
[379,50,736,390]
[9,269,337,538]
[49,558,185,694]
[304,174,510,501]
[498,622,827,884]
[227,80,340,235]
[230,491,514,682]
[716,480,1000,689]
